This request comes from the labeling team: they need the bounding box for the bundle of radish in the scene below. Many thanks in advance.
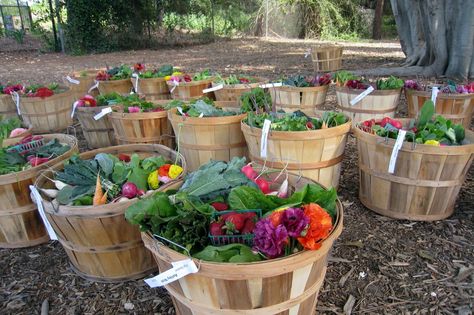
[131,157,343,314]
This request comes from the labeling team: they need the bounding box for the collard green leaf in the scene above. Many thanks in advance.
[228,186,279,211]
[95,153,114,177]
[128,167,149,191]
[193,244,262,262]
[111,161,129,184]
[141,156,166,173]
[417,100,435,129]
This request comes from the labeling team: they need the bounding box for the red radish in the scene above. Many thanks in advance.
[122,182,139,198]
[29,157,49,167]
[380,117,391,127]
[32,135,43,141]
[210,222,225,236]
[225,214,246,232]
[118,153,131,162]
[241,163,257,180]
[390,119,403,129]
[241,219,256,234]
[211,202,228,211]
[255,178,271,194]
[306,121,314,129]
[137,189,145,196]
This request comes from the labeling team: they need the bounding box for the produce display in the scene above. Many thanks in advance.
[334,70,404,90]
[167,69,213,84]
[96,65,133,81]
[0,135,71,175]
[101,94,166,113]
[245,110,348,131]
[359,100,466,146]
[2,83,64,98]
[404,79,474,94]
[240,87,272,112]
[280,74,332,87]
[48,152,183,206]
[215,74,259,85]
[1,83,24,95]
[125,157,338,262]
[133,63,175,79]
[166,98,237,117]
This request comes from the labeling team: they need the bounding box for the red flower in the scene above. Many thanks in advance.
[77,94,97,107]
[2,84,24,95]
[297,203,332,250]
[96,70,111,81]
[183,75,192,82]
[134,63,145,72]
[33,87,54,98]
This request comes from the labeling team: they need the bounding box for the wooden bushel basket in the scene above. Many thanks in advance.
[167,78,215,101]
[0,134,78,248]
[354,122,474,221]
[34,144,187,282]
[97,79,133,95]
[269,85,329,115]
[311,44,343,72]
[109,106,173,148]
[212,78,267,107]
[19,86,75,133]
[67,69,101,99]
[241,118,351,189]
[132,77,170,101]
[76,106,116,149]
[405,89,474,129]
[168,109,248,171]
[0,94,18,119]
[336,86,401,124]
[141,173,343,315]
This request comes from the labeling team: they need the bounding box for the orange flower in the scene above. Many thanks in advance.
[158,164,171,177]
[297,203,332,250]
[268,210,284,227]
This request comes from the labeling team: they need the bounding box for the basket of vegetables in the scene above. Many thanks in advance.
[311,43,343,72]
[34,144,186,281]
[131,63,174,101]
[0,115,32,142]
[65,69,102,100]
[0,134,77,248]
[404,80,474,129]
[334,71,404,124]
[95,65,133,95]
[211,74,267,109]
[354,100,474,221]
[126,158,343,314]
[241,110,351,189]
[74,93,118,149]
[166,69,215,101]
[167,98,248,171]
[18,83,74,133]
[0,84,23,119]
[108,94,173,147]
[269,74,331,115]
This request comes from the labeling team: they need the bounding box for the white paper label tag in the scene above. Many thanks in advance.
[66,76,80,85]
[198,112,204,118]
[93,107,112,120]
[144,259,198,288]
[259,82,283,89]
[88,80,100,94]
[304,49,311,58]
[260,119,272,158]
[388,129,407,174]
[431,87,439,107]
[71,100,79,118]
[177,106,185,116]
[11,91,20,115]
[203,84,223,93]
[29,185,58,240]
[132,73,139,93]
[170,81,179,93]
[350,86,375,106]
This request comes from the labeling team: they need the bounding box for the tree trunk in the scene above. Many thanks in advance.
[363,0,473,80]
[372,0,384,40]
[156,0,164,28]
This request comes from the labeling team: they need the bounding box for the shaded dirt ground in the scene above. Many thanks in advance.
[0,37,473,315]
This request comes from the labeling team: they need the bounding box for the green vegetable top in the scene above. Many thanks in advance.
[139,64,174,78]
[165,98,238,117]
[0,116,21,140]
[215,74,259,85]
[240,87,272,113]
[245,111,348,131]
[193,69,212,81]
[376,76,404,90]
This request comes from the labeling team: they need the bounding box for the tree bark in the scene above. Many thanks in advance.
[372,0,384,40]
[387,0,474,80]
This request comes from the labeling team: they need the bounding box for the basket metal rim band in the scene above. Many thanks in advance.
[359,164,465,187]
[0,235,49,248]
[58,238,144,253]
[0,203,37,216]
[359,195,455,221]
[114,134,173,142]
[312,57,343,62]
[20,107,71,117]
[338,105,397,114]
[162,266,325,315]
[82,127,114,133]
[179,141,247,150]
[250,154,344,170]
[69,263,157,283]
[0,109,16,114]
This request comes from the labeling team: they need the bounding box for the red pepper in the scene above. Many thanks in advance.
[118,153,131,162]
[380,117,391,127]
[29,157,49,167]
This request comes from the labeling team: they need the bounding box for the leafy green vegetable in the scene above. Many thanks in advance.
[376,76,404,90]
[417,100,435,129]
[0,149,25,175]
[193,69,212,81]
[240,88,272,113]
[125,192,177,225]
[95,153,115,177]
[108,65,132,80]
[228,186,279,212]
[141,156,166,173]
[245,111,347,131]
[194,244,262,262]
[0,116,21,140]
[333,71,358,85]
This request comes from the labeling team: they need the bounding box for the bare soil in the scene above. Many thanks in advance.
[0,37,472,315]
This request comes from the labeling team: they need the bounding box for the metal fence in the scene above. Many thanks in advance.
[0,2,32,33]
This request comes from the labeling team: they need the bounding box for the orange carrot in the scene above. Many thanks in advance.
[93,174,107,205]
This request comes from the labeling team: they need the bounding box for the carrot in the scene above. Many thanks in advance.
[93,174,107,205]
